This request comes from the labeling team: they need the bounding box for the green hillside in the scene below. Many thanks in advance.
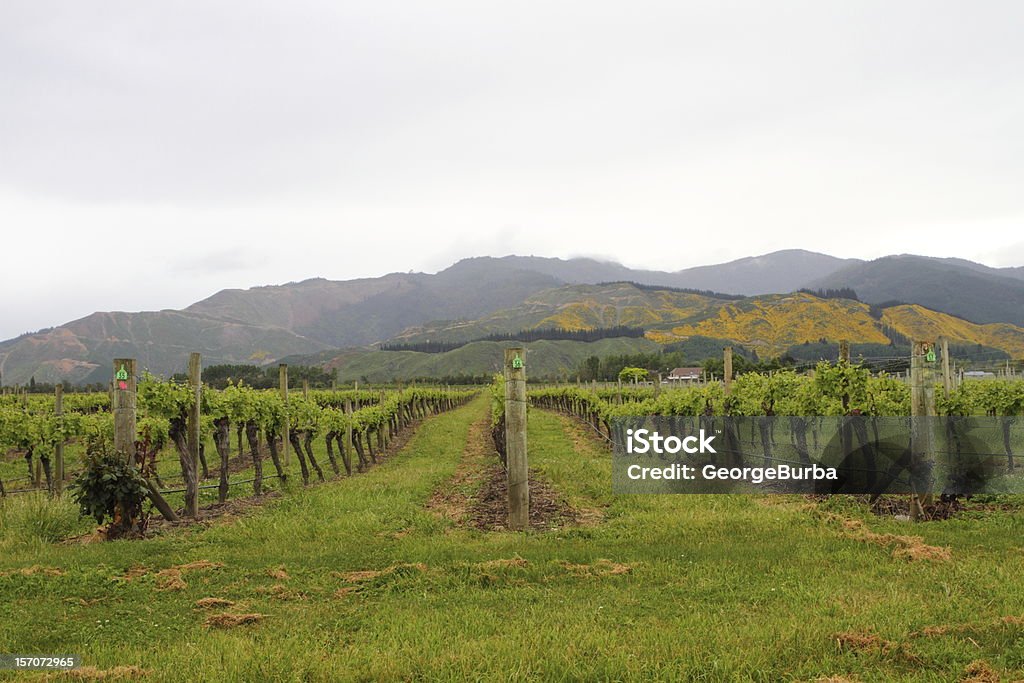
[306,337,662,382]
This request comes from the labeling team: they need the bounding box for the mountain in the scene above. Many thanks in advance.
[0,260,562,385]
[300,282,1024,381]
[389,282,729,345]
[0,310,333,386]
[930,257,1024,281]
[391,281,1024,359]
[809,255,1024,326]
[654,249,856,294]
[185,259,562,348]
[2,250,1022,386]
[881,305,1024,358]
[482,249,855,295]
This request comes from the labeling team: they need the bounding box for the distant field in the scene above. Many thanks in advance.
[2,397,1024,681]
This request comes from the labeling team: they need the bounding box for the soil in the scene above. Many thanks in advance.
[468,463,578,531]
[428,413,579,531]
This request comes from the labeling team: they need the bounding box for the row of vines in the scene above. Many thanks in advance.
[0,379,476,503]
[530,365,1024,488]
[530,363,1024,435]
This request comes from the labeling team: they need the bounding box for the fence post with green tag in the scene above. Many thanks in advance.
[112,359,137,461]
[504,347,529,530]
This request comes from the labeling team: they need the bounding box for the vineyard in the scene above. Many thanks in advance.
[528,364,1024,433]
[2,350,1024,679]
[0,377,475,520]
[5,358,1023,507]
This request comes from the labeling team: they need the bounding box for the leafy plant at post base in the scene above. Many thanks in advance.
[69,440,149,539]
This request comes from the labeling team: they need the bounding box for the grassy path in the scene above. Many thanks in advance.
[1,397,1024,681]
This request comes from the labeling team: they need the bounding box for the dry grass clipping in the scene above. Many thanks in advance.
[334,562,427,583]
[254,583,304,601]
[961,660,1000,683]
[63,665,151,680]
[154,569,187,592]
[204,612,266,629]
[154,560,224,591]
[266,565,289,580]
[174,561,223,572]
[337,569,383,582]
[0,565,65,577]
[833,631,894,653]
[913,614,1024,639]
[832,631,920,664]
[477,557,529,570]
[840,519,951,562]
[116,565,150,582]
[558,559,632,576]
[194,597,235,609]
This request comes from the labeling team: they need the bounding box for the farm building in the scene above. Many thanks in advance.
[667,367,703,382]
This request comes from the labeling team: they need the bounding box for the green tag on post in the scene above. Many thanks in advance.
[512,355,523,369]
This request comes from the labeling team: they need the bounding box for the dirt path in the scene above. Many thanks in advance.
[427,409,577,531]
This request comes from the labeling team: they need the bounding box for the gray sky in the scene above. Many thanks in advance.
[2,1,1023,340]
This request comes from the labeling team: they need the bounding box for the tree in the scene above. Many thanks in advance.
[619,367,648,384]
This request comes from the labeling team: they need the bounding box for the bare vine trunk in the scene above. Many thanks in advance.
[264,429,287,482]
[324,432,341,475]
[39,453,53,495]
[335,433,352,475]
[289,430,310,485]
[213,417,231,503]
[303,433,325,482]
[198,443,209,479]
[245,421,263,495]
[352,432,367,471]
[169,416,197,516]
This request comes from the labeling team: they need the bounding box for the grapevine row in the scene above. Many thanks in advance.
[0,378,476,497]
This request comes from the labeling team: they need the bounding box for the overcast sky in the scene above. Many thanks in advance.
[2,1,1022,339]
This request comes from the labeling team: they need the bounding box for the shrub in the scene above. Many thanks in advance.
[69,444,149,539]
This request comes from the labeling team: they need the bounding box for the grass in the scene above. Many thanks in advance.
[1,396,1024,681]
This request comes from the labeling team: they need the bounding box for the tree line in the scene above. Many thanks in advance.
[380,325,646,353]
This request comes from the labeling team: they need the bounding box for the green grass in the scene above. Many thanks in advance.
[2,396,1024,681]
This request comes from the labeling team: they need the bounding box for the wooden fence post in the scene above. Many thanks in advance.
[54,384,64,495]
[112,359,137,461]
[839,339,850,364]
[504,347,529,530]
[280,364,290,468]
[186,352,201,518]
[910,340,937,521]
[723,347,733,396]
